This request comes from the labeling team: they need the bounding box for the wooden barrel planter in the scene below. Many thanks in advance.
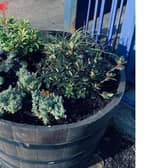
[0,68,125,168]
[0,30,125,168]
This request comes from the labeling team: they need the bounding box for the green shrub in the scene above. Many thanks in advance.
[40,30,121,99]
[0,51,16,73]
[0,17,42,56]
[0,76,4,85]
[17,67,41,92]
[0,86,25,115]
[32,90,65,125]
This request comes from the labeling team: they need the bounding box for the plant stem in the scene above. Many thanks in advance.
[2,10,6,26]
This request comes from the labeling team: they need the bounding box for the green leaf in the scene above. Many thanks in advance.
[0,64,13,72]
[0,76,4,85]
[100,92,114,100]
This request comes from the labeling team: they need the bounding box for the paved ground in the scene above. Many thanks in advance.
[89,127,135,168]
[6,0,64,30]
[110,84,135,141]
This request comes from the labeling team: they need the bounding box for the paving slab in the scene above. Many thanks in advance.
[97,127,135,168]
[110,84,135,141]
[6,0,64,30]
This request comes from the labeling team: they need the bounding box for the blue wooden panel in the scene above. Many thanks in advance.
[126,28,135,83]
[96,0,106,42]
[112,0,124,47]
[106,0,118,46]
[116,0,135,83]
[85,0,92,33]
[117,0,135,59]
[64,0,78,32]
[91,0,99,37]
[65,0,113,32]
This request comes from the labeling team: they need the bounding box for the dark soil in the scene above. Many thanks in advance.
[0,70,18,92]
[63,94,107,123]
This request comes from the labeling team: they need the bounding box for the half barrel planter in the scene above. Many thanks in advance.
[0,62,125,168]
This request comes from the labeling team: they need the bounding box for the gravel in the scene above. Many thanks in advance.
[104,145,135,168]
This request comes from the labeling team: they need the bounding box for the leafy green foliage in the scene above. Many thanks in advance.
[0,17,42,56]
[0,48,3,55]
[0,76,4,85]
[0,24,124,125]
[32,90,65,125]
[0,63,13,72]
[40,30,121,99]
[0,86,25,115]
[0,50,16,73]
[17,67,41,92]
[100,92,114,100]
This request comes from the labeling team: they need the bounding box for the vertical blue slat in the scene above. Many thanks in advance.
[91,0,99,37]
[106,0,118,46]
[96,0,106,42]
[85,0,92,34]
[115,0,124,34]
[117,0,135,59]
[126,28,135,83]
[117,0,135,83]
[112,0,124,47]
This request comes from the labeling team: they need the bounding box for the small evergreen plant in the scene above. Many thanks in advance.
[32,90,65,125]
[17,66,41,92]
[0,86,25,115]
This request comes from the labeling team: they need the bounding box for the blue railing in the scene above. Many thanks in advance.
[84,0,135,83]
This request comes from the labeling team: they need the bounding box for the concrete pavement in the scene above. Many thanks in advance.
[6,0,64,30]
